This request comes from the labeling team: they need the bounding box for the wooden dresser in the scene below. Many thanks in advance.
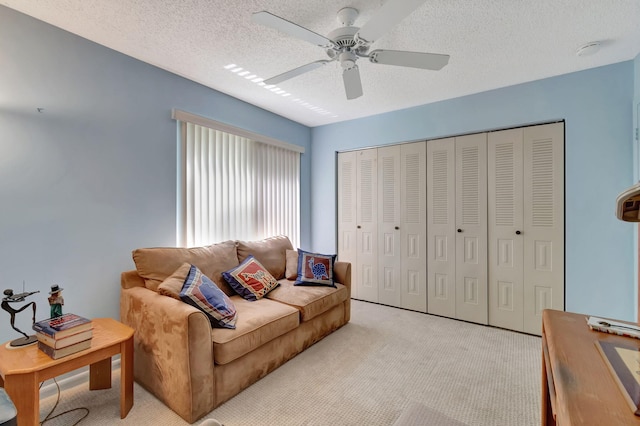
[542,309,640,425]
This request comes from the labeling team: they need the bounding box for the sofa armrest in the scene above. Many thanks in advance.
[334,261,351,323]
[121,270,145,289]
[334,261,351,295]
[120,285,215,423]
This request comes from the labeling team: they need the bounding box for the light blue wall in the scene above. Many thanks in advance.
[311,62,636,321]
[0,6,311,343]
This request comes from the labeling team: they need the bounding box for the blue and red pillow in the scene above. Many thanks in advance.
[180,265,237,329]
[294,249,336,288]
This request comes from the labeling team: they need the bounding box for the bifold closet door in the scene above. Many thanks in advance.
[400,142,427,312]
[454,133,488,324]
[356,148,378,302]
[488,122,564,335]
[378,145,402,307]
[427,138,456,317]
[488,128,525,331]
[375,142,427,311]
[522,122,564,335]
[337,151,358,298]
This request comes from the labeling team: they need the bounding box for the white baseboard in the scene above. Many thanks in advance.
[39,356,121,399]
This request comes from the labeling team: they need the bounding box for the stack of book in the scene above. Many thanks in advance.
[32,313,93,359]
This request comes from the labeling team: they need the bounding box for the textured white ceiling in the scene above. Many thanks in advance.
[2,0,640,127]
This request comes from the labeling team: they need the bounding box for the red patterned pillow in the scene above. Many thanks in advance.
[222,255,280,301]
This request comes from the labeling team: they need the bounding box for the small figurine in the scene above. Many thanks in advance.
[1,287,40,346]
[48,284,64,318]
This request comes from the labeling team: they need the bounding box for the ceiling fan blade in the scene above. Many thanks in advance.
[343,66,363,100]
[252,11,336,49]
[355,0,427,46]
[264,60,332,85]
[369,49,449,70]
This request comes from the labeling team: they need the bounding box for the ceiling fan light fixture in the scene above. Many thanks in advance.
[339,51,358,69]
[576,41,601,57]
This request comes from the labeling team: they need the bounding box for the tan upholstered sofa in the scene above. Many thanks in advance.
[120,236,351,423]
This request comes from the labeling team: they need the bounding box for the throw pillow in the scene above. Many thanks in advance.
[180,265,237,329]
[285,249,298,280]
[236,236,293,280]
[294,249,337,288]
[157,262,192,300]
[222,255,280,301]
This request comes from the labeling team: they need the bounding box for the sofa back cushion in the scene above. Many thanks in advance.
[236,236,293,280]
[132,240,238,295]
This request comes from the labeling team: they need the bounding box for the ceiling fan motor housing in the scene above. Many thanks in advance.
[325,26,368,61]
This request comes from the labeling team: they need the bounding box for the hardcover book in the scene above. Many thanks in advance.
[32,313,92,339]
[36,328,93,349]
[37,338,92,359]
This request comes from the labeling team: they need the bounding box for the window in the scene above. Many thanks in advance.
[173,110,302,247]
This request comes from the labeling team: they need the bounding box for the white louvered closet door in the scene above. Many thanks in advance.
[523,122,564,334]
[378,146,402,307]
[356,149,378,303]
[401,142,427,312]
[488,128,525,331]
[427,138,456,318]
[455,134,488,324]
[488,122,564,335]
[337,151,358,298]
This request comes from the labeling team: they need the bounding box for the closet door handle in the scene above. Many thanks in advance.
[357,225,361,229]
[516,230,522,235]
[395,226,399,230]
[457,229,462,233]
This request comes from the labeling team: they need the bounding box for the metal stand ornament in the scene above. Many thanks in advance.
[1,287,40,347]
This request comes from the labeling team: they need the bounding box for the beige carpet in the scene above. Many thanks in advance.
[38,300,541,425]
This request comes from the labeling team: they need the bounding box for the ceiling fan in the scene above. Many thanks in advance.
[251,0,450,100]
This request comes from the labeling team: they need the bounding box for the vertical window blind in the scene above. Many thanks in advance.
[174,110,302,248]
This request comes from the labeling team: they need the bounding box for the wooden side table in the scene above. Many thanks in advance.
[0,318,134,426]
[542,309,640,425]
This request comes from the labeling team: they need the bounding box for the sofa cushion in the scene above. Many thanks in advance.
[285,249,298,280]
[294,249,337,288]
[236,236,293,280]
[265,279,348,322]
[132,240,238,295]
[157,263,192,300]
[180,265,237,329]
[222,255,280,301]
[211,296,299,365]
